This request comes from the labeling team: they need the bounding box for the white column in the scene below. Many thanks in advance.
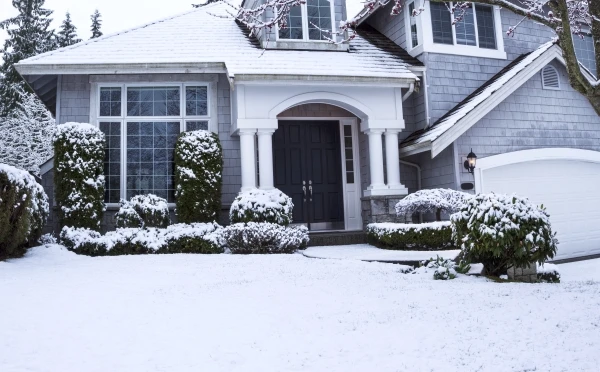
[238,129,257,191]
[257,129,275,190]
[366,129,386,191]
[385,129,401,188]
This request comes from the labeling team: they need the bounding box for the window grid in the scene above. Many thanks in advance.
[475,4,496,49]
[573,34,597,77]
[96,83,212,205]
[343,125,354,184]
[454,6,476,46]
[279,5,303,39]
[409,2,419,48]
[99,87,122,117]
[430,2,497,50]
[126,87,180,117]
[307,0,332,41]
[99,122,122,204]
[185,86,208,116]
[431,2,453,45]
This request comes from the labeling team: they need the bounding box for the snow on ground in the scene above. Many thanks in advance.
[559,258,600,282]
[303,244,460,262]
[1,245,600,372]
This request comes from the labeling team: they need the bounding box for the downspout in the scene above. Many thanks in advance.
[423,70,431,127]
[399,159,422,223]
[402,83,415,101]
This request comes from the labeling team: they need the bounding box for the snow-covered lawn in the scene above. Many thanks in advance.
[1,246,600,372]
[303,244,460,262]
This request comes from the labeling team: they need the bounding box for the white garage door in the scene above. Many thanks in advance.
[476,149,600,260]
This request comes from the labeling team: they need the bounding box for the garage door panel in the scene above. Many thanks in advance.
[480,158,600,260]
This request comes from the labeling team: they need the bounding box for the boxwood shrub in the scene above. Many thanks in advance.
[451,192,558,276]
[174,130,223,223]
[367,222,454,251]
[115,194,170,228]
[230,188,294,226]
[219,222,309,254]
[0,163,49,259]
[53,123,105,230]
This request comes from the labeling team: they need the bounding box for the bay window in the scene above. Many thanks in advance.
[278,0,334,41]
[96,83,212,205]
[431,2,496,49]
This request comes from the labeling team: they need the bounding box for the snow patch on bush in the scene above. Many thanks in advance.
[115,194,170,228]
[230,188,294,226]
[537,263,561,283]
[367,221,454,251]
[219,222,309,254]
[395,188,472,220]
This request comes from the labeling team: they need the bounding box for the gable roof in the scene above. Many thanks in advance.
[400,40,564,157]
[16,2,419,83]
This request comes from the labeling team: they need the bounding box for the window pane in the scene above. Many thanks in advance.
[430,2,453,45]
[279,5,303,39]
[126,87,180,117]
[343,125,355,184]
[126,122,180,203]
[408,2,419,48]
[185,86,208,116]
[99,87,121,117]
[99,122,121,203]
[574,34,597,76]
[455,6,476,46]
[476,4,496,49]
[307,0,332,41]
[186,121,209,131]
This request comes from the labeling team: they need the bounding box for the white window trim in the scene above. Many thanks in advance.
[275,0,336,42]
[414,0,506,59]
[404,0,423,51]
[541,65,561,90]
[91,82,216,207]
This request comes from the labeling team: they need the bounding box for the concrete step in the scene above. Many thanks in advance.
[307,231,367,247]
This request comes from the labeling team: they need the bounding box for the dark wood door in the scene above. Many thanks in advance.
[273,121,344,230]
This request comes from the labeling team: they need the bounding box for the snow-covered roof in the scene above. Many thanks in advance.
[400,40,561,157]
[16,2,419,83]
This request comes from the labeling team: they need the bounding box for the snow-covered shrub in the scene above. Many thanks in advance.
[159,223,223,254]
[60,223,223,256]
[53,123,105,230]
[451,193,558,277]
[115,194,170,228]
[395,189,472,221]
[230,188,294,226]
[367,222,454,251]
[414,256,470,280]
[0,163,49,259]
[219,222,308,254]
[174,130,223,223]
[537,263,561,283]
[38,233,57,245]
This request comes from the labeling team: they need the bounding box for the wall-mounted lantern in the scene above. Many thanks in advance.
[464,149,477,174]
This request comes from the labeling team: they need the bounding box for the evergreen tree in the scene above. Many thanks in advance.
[90,10,102,39]
[0,0,56,116]
[56,12,81,48]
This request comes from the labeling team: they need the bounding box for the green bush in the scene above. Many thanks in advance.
[367,222,454,251]
[174,130,223,223]
[230,188,294,226]
[451,193,558,277]
[159,223,222,254]
[115,194,170,228]
[537,263,561,283]
[0,163,49,259]
[220,222,309,254]
[53,123,105,230]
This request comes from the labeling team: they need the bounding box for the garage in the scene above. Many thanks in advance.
[474,148,600,260]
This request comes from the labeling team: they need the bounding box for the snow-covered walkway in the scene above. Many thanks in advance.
[1,245,599,372]
[303,244,460,262]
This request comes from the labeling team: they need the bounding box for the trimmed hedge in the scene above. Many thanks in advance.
[367,222,454,251]
[115,194,170,228]
[0,163,49,259]
[53,123,105,230]
[230,188,294,226]
[174,130,223,223]
[451,192,558,276]
[59,223,222,256]
[219,222,309,254]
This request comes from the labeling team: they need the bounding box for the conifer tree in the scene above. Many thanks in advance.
[0,0,56,116]
[56,12,81,48]
[90,10,102,39]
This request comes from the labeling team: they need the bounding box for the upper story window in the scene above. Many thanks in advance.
[407,1,506,59]
[573,34,597,77]
[278,0,334,41]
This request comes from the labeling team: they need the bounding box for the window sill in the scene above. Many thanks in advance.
[415,42,507,60]
[262,40,349,52]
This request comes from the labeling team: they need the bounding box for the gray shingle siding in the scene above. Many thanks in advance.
[59,75,90,124]
[455,61,600,185]
[366,1,407,50]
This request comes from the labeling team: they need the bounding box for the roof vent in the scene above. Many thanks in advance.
[542,65,560,90]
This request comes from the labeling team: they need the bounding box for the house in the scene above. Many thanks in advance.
[16,0,600,261]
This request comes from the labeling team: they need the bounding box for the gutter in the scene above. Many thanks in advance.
[15,62,227,76]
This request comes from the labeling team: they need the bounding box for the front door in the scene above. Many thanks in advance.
[273,121,345,231]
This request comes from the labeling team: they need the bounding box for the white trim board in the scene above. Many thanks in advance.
[473,148,600,194]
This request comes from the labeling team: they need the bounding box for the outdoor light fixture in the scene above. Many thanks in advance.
[464,149,477,174]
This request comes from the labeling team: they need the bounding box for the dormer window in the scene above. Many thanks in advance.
[573,33,597,77]
[406,0,506,59]
[278,0,334,41]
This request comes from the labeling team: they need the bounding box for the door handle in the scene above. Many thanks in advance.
[309,180,313,201]
[302,181,306,202]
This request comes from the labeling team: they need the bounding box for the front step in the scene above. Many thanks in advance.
[307,231,367,247]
